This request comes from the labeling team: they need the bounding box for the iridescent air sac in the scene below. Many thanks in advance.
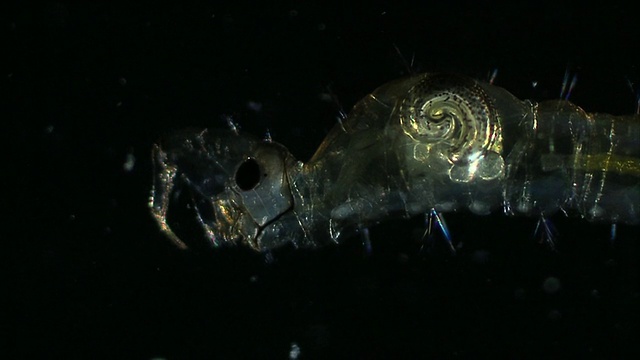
[150,73,640,251]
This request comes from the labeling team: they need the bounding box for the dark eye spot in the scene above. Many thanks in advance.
[235,158,261,191]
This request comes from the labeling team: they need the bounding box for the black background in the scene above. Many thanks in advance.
[6,1,640,358]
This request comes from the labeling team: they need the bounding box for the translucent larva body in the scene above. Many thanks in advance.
[150,73,640,251]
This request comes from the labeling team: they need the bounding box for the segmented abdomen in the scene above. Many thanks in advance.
[503,99,640,224]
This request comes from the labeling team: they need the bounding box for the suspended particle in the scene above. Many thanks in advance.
[246,100,263,112]
[123,152,135,172]
[289,342,301,360]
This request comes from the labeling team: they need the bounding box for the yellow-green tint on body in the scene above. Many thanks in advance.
[540,153,640,177]
[579,153,640,177]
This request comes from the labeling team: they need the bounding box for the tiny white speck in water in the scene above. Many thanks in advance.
[118,77,127,86]
[589,205,604,218]
[123,153,136,172]
[289,342,301,360]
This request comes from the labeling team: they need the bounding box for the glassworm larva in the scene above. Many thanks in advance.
[150,73,640,251]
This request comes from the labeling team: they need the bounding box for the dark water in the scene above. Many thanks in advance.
[7,2,640,358]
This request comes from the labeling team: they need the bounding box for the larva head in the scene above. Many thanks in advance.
[150,129,298,251]
[399,73,504,182]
